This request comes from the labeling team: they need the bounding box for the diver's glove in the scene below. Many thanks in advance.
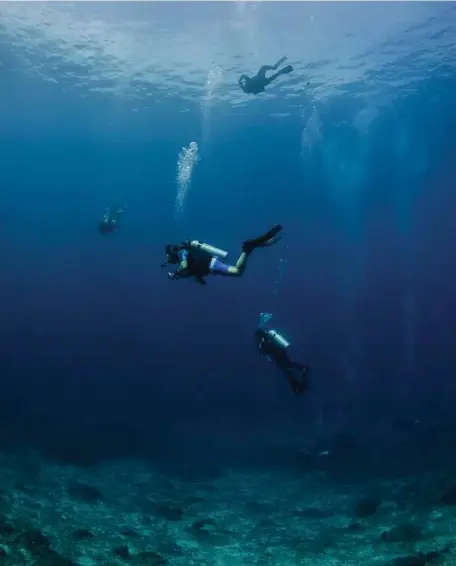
[168,268,189,280]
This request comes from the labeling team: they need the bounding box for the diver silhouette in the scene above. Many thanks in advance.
[238,56,293,95]
[255,313,309,395]
[163,225,283,285]
[98,206,128,235]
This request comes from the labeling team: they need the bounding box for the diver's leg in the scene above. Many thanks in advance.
[211,253,249,277]
[219,225,283,276]
[257,65,275,79]
[273,56,287,69]
[114,206,125,221]
[114,205,128,223]
[264,71,281,86]
[265,65,293,86]
[258,57,287,78]
[279,360,309,395]
[231,252,249,275]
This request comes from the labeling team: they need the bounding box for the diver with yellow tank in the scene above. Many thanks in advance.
[255,312,309,395]
[162,225,283,285]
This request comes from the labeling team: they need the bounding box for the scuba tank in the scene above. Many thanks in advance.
[264,329,290,352]
[189,240,228,260]
[163,239,228,284]
[256,313,290,355]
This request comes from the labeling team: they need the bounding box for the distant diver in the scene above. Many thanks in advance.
[98,206,128,235]
[162,225,283,285]
[238,56,293,95]
[255,312,309,395]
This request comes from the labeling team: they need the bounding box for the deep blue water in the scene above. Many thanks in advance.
[0,1,456,480]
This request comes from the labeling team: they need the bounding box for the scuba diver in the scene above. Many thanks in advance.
[98,206,128,235]
[255,313,309,395]
[238,56,293,95]
[162,225,283,285]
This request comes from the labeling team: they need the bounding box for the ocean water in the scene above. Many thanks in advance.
[0,2,456,565]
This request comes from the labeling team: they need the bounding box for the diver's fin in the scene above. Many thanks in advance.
[276,56,287,67]
[258,234,283,248]
[280,65,293,75]
[287,363,309,395]
[242,224,283,254]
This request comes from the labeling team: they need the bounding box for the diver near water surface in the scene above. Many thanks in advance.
[255,313,309,395]
[98,206,128,235]
[162,225,283,285]
[238,56,293,95]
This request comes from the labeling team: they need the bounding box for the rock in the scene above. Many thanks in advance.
[67,481,104,503]
[0,516,15,536]
[381,524,424,543]
[120,527,138,538]
[387,550,441,566]
[112,545,130,559]
[347,522,363,531]
[155,505,183,522]
[438,486,456,505]
[354,497,381,518]
[37,549,76,566]
[192,518,217,532]
[72,528,93,541]
[137,551,168,564]
[16,528,51,556]
[294,507,333,519]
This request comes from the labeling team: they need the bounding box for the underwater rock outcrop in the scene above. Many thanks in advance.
[67,481,104,503]
[381,523,424,543]
[354,497,382,518]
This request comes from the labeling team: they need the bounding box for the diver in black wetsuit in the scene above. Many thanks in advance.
[162,225,283,285]
[98,206,128,235]
[255,313,309,395]
[238,56,293,95]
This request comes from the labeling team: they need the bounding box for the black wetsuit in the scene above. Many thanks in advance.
[98,220,116,235]
[166,225,283,284]
[239,57,293,95]
[256,328,309,395]
[98,207,126,236]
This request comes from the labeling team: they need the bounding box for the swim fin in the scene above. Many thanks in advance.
[280,65,293,75]
[242,224,283,254]
[286,364,309,395]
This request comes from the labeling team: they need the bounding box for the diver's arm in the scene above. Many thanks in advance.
[178,259,188,272]
[168,259,192,280]
[258,312,273,330]
[168,247,191,280]
[176,249,189,273]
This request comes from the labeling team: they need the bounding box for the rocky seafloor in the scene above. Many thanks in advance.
[1,449,456,566]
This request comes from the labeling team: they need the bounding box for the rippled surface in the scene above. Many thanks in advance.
[1,1,455,113]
